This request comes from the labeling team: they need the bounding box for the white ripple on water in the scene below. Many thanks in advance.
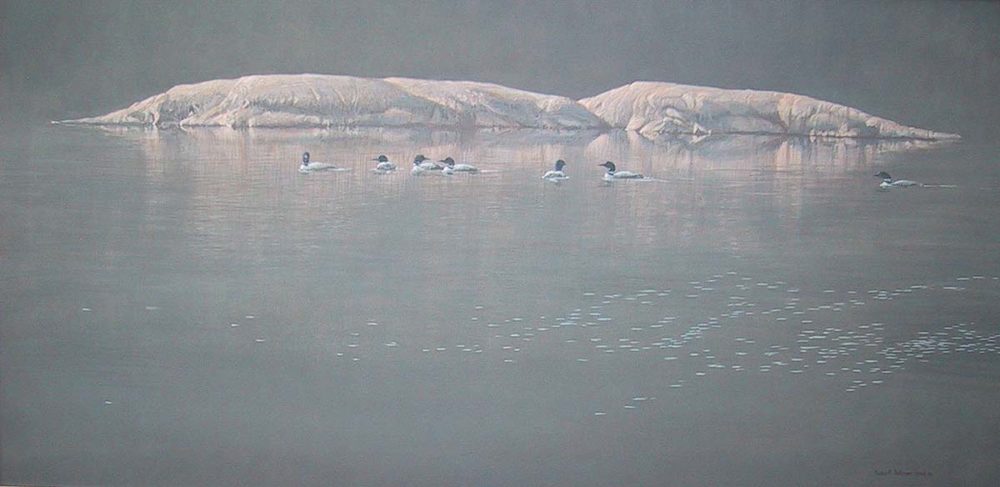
[201,270,1000,420]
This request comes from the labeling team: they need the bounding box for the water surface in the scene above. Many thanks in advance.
[2,126,999,486]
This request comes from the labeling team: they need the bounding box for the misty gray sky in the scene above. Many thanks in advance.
[2,0,998,140]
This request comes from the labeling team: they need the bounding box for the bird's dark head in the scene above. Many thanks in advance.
[302,152,310,164]
[413,154,428,165]
[439,157,455,166]
[874,171,892,180]
[373,155,389,163]
[599,161,616,172]
[555,159,566,170]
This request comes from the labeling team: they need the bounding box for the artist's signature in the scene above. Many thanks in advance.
[875,468,933,477]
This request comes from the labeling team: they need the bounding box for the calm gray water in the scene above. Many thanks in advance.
[2,126,999,486]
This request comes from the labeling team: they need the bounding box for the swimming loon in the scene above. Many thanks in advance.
[411,154,444,175]
[440,157,479,174]
[542,160,569,180]
[299,152,338,173]
[373,155,396,173]
[874,171,920,188]
[599,161,643,180]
